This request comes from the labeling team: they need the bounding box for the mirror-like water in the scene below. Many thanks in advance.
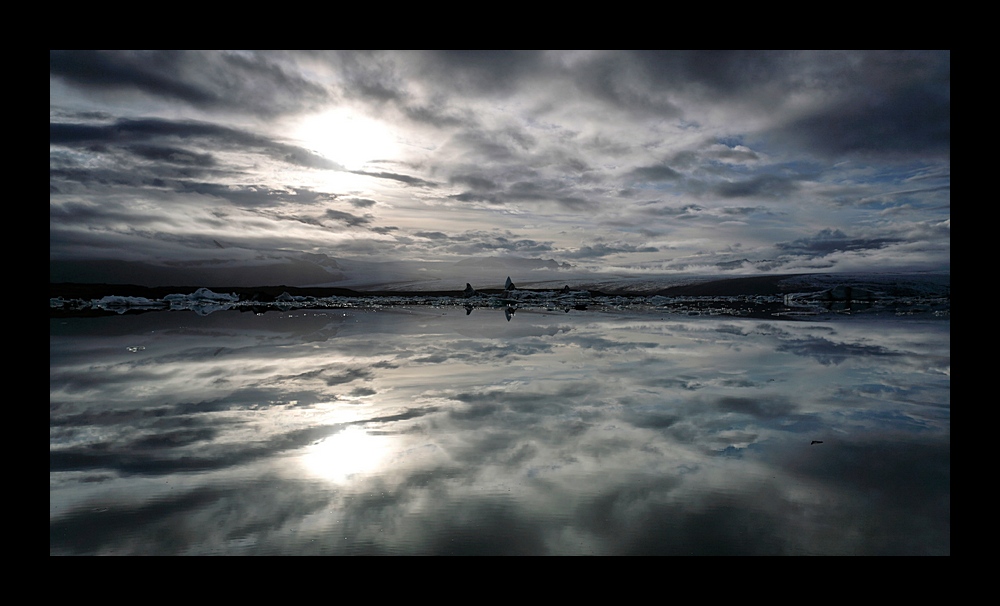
[50,307,949,555]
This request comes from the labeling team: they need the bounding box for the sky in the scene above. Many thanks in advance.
[49,50,950,288]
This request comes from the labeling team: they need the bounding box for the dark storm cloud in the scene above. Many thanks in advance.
[50,116,362,212]
[776,229,901,257]
[322,367,374,386]
[714,174,800,199]
[578,50,949,161]
[348,169,436,187]
[401,101,474,128]
[413,231,449,240]
[782,87,950,157]
[125,143,217,166]
[564,243,659,259]
[449,191,504,205]
[50,117,342,171]
[719,205,771,216]
[317,49,408,104]
[450,174,500,191]
[644,203,705,217]
[325,209,372,227]
[418,50,544,96]
[569,53,684,117]
[449,177,600,211]
[489,236,553,254]
[630,50,793,99]
[51,50,218,105]
[50,50,330,117]
[554,196,597,211]
[177,183,336,207]
[448,127,538,163]
[567,50,794,120]
[768,50,950,159]
[406,230,555,257]
[640,203,771,221]
[626,165,682,182]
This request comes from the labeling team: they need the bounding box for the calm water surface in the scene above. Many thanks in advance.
[50,306,950,555]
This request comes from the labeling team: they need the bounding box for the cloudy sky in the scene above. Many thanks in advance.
[50,50,950,287]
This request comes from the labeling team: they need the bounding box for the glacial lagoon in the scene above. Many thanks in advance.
[50,305,949,555]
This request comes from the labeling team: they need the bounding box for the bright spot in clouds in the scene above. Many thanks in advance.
[302,425,389,483]
[293,109,399,171]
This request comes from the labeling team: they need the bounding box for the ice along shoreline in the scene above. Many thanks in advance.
[50,272,950,320]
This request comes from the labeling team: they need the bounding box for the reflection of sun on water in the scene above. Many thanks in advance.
[302,426,388,483]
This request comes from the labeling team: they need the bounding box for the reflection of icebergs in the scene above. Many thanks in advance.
[162,288,239,315]
[93,295,165,314]
[163,287,238,303]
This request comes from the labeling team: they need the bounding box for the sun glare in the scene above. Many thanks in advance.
[302,425,388,483]
[293,109,398,171]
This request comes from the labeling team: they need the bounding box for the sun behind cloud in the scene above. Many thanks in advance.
[292,108,399,171]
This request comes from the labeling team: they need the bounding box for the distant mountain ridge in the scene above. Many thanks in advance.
[51,271,951,302]
[50,257,344,288]
[51,254,950,301]
[453,257,571,270]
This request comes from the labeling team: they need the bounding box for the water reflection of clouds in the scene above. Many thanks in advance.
[51,309,949,555]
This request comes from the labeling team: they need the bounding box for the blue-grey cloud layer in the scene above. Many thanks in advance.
[50,50,949,286]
